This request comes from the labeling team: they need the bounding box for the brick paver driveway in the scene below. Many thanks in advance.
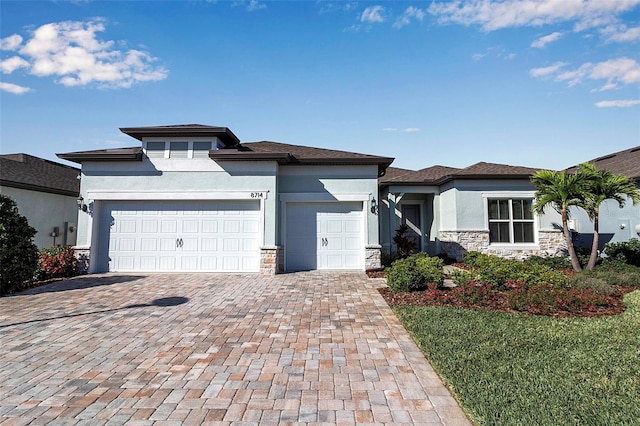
[0,272,470,425]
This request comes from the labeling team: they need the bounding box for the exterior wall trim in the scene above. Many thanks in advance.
[279,192,370,202]
[86,190,270,201]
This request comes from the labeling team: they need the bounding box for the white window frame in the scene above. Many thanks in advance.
[143,138,220,159]
[482,192,538,246]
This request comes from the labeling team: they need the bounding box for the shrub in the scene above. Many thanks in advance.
[455,281,498,307]
[37,245,77,280]
[462,251,483,267]
[386,256,425,292]
[569,275,617,296]
[450,269,477,287]
[386,253,445,292]
[524,254,571,270]
[393,224,416,258]
[415,255,445,287]
[506,282,616,315]
[579,267,640,289]
[463,253,568,290]
[604,238,640,267]
[0,195,38,295]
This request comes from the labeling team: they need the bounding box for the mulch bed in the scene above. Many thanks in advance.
[378,286,630,318]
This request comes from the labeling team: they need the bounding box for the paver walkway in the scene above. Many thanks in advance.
[0,272,471,425]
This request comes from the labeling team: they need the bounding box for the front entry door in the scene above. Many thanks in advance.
[401,204,421,252]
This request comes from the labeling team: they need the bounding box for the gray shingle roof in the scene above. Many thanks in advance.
[380,162,538,186]
[567,146,640,180]
[0,154,80,196]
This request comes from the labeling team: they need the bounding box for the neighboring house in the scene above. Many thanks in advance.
[567,146,640,250]
[0,153,80,248]
[58,124,393,274]
[379,162,565,261]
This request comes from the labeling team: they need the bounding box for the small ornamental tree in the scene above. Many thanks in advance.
[0,195,38,295]
[393,224,417,258]
[578,162,640,270]
[531,168,595,272]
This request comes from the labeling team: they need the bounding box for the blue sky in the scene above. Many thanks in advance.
[1,0,639,171]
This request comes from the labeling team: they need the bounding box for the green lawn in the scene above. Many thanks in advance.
[394,290,640,426]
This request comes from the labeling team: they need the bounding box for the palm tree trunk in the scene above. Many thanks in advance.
[562,208,582,272]
[586,208,600,270]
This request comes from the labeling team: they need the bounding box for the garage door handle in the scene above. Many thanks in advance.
[321,238,328,247]
[176,238,183,248]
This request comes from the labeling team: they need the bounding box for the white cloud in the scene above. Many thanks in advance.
[383,127,398,131]
[600,24,640,42]
[428,0,640,33]
[402,128,420,133]
[0,34,23,50]
[472,52,488,61]
[3,19,167,89]
[361,5,385,24]
[529,61,567,77]
[532,57,640,90]
[393,6,426,29]
[531,31,563,48]
[247,0,266,11]
[0,56,30,73]
[595,99,640,108]
[0,82,30,94]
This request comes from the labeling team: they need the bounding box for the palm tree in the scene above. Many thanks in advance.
[531,168,594,272]
[578,162,640,270]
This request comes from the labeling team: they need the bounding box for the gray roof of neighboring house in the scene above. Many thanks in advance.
[0,153,80,196]
[380,162,539,186]
[567,146,640,180]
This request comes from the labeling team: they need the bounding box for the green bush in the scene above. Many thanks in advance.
[450,269,477,287]
[386,253,445,292]
[579,267,640,289]
[0,195,38,295]
[462,253,568,290]
[568,274,617,296]
[604,238,640,267]
[462,251,483,267]
[37,245,77,280]
[386,256,425,292]
[524,254,571,270]
[415,255,445,287]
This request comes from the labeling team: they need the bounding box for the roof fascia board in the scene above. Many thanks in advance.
[0,179,79,197]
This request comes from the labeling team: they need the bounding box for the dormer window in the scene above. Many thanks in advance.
[169,142,188,158]
[193,141,212,158]
[144,140,218,159]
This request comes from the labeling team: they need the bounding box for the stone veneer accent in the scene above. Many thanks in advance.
[73,246,91,274]
[439,230,567,262]
[365,245,382,270]
[260,246,283,275]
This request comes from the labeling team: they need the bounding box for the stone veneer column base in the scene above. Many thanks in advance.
[74,246,91,275]
[260,246,283,275]
[365,245,382,271]
[439,230,567,261]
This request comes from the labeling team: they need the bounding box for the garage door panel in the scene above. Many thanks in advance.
[286,202,363,271]
[142,220,158,233]
[140,238,157,251]
[105,200,260,272]
[182,220,199,233]
[118,238,136,251]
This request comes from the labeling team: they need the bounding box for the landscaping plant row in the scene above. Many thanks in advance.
[382,250,640,316]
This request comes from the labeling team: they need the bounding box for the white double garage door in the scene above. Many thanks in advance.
[101,200,364,272]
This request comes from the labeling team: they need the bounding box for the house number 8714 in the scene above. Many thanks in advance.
[251,192,264,198]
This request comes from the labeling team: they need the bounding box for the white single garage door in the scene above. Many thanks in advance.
[286,202,363,271]
[102,200,260,272]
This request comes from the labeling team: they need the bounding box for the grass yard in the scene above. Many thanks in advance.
[394,290,640,426]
